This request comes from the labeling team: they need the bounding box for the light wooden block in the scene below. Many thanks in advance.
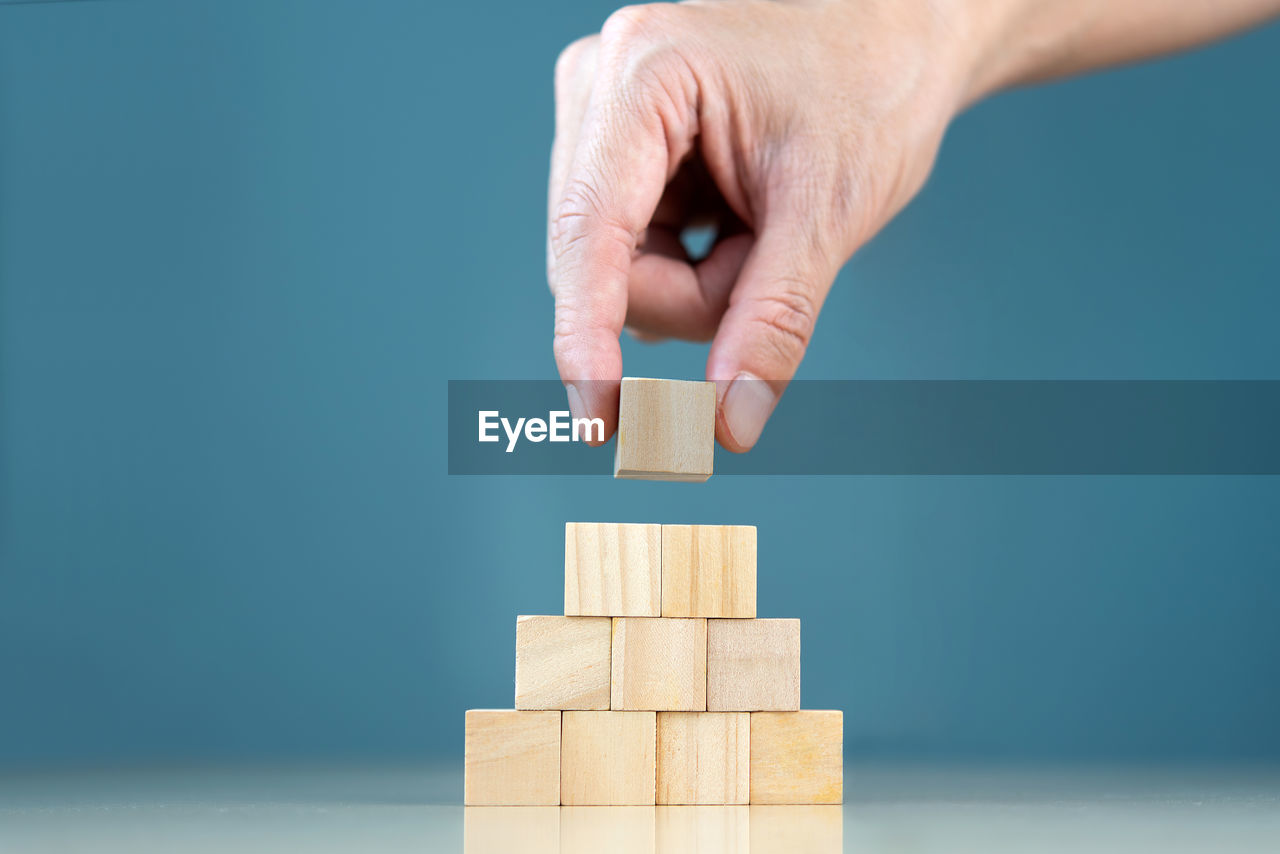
[749,711,843,804]
[656,806,749,853]
[706,619,800,711]
[561,711,657,805]
[515,615,611,710]
[464,709,560,805]
[661,524,757,618]
[611,618,707,711]
[613,377,715,482]
[464,807,559,854]
[749,805,842,853]
[657,712,749,804]
[560,807,656,854]
[565,522,661,617]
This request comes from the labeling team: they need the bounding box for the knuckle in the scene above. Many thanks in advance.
[555,35,598,89]
[549,180,634,260]
[601,4,671,44]
[552,325,577,361]
[746,284,818,366]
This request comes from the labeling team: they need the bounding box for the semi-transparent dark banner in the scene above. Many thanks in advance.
[447,380,1280,475]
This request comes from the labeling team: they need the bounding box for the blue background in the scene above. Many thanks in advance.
[1,0,1277,766]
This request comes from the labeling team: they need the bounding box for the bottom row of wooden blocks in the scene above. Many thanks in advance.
[465,709,842,805]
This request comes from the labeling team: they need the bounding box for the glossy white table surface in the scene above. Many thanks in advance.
[3,762,1278,852]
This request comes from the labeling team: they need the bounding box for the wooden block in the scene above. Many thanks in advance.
[657,712,749,804]
[656,805,749,853]
[561,711,657,805]
[464,807,559,854]
[749,711,843,804]
[515,615,611,710]
[661,524,757,618]
[749,805,842,853]
[706,619,800,711]
[613,377,715,482]
[565,522,661,617]
[464,709,560,805]
[611,618,707,711]
[560,807,656,854]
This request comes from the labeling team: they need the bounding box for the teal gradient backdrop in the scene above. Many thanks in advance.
[1,1,1277,765]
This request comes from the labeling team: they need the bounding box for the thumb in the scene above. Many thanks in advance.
[705,223,836,452]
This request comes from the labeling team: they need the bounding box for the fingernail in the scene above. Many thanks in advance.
[565,382,589,422]
[721,372,776,449]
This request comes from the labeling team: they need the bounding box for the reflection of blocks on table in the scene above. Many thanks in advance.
[465,510,841,805]
[749,804,843,854]
[661,524,757,618]
[613,377,715,482]
[515,615,611,710]
[464,709,561,805]
[707,618,801,711]
[564,522,661,617]
[464,806,559,854]
[561,711,657,805]
[611,618,707,711]
[656,805,750,853]
[657,712,750,805]
[750,711,844,805]
[560,806,657,854]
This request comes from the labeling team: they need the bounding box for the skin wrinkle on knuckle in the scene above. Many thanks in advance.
[743,285,818,369]
[553,294,623,355]
[549,182,636,261]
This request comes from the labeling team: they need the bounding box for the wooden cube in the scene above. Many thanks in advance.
[465,806,559,854]
[749,805,842,852]
[613,377,715,482]
[561,711,657,805]
[656,806,749,852]
[750,711,843,804]
[661,524,757,618]
[706,619,800,711]
[464,709,561,805]
[515,615,611,710]
[565,522,661,617]
[657,712,749,804]
[611,618,707,711]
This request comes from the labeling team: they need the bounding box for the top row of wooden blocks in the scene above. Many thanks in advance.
[566,522,756,618]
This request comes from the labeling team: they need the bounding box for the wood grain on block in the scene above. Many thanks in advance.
[611,618,707,711]
[656,712,750,804]
[564,522,661,617]
[515,615,611,710]
[464,806,559,854]
[613,377,715,482]
[661,524,757,618]
[561,711,657,806]
[706,618,800,711]
[749,805,842,853]
[464,709,561,806]
[560,807,657,854]
[656,806,749,853]
[749,711,843,805]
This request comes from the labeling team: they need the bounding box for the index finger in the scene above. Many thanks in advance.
[548,36,687,441]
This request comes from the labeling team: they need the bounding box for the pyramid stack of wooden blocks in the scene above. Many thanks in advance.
[465,521,843,805]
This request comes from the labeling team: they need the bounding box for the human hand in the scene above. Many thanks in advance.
[548,0,972,450]
[547,0,1280,451]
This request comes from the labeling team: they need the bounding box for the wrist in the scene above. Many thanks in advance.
[811,0,1002,118]
[948,0,1040,107]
